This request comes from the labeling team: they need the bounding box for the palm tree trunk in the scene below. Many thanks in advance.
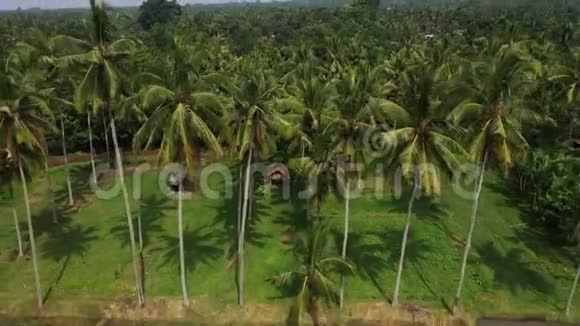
[60,117,74,206]
[137,214,143,252]
[392,170,420,307]
[103,112,113,169]
[248,165,254,221]
[566,264,580,317]
[134,193,144,252]
[13,207,23,257]
[178,180,190,307]
[238,166,243,235]
[87,111,98,185]
[308,300,321,326]
[339,179,351,308]
[453,151,488,314]
[43,151,58,224]
[19,159,43,309]
[193,145,202,192]
[238,145,253,306]
[110,116,145,306]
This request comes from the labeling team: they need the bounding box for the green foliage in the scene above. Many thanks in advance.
[513,149,580,244]
[137,0,182,31]
[270,222,354,324]
[2,0,580,320]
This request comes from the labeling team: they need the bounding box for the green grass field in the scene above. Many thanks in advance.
[0,160,578,321]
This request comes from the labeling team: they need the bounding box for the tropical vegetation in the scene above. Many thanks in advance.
[0,0,579,324]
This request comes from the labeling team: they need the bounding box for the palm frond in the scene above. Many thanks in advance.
[141,85,175,111]
[371,99,412,126]
[448,101,485,126]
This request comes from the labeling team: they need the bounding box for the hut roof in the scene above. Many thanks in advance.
[265,163,290,183]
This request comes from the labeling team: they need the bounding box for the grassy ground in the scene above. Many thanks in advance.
[0,159,578,322]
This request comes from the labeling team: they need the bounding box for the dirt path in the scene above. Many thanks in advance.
[47,150,158,168]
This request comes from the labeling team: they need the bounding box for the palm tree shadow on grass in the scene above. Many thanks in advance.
[382,191,460,247]
[476,242,554,296]
[109,194,168,299]
[270,190,309,233]
[54,164,95,206]
[410,262,452,312]
[211,169,269,256]
[509,227,577,273]
[12,206,74,260]
[384,191,448,221]
[30,205,74,239]
[41,224,98,303]
[110,194,168,250]
[347,228,434,304]
[487,180,576,265]
[211,168,271,301]
[337,231,390,302]
[155,224,222,273]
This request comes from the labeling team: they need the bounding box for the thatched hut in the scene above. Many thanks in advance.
[264,163,290,185]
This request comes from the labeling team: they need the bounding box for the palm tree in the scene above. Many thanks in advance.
[381,65,466,307]
[86,110,98,184]
[276,75,335,158]
[448,47,538,313]
[56,0,143,305]
[269,222,354,326]
[133,36,224,307]
[58,112,74,206]
[326,65,387,308]
[226,68,292,306]
[0,62,55,309]
[5,41,60,224]
[48,79,77,208]
[292,132,342,220]
[550,49,580,138]
[47,82,76,208]
[18,28,91,205]
[55,0,136,170]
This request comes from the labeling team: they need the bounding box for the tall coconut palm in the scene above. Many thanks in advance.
[326,65,387,308]
[133,36,224,307]
[226,68,292,306]
[58,114,74,206]
[276,75,335,158]
[292,132,342,220]
[0,62,55,309]
[381,65,467,307]
[6,40,60,224]
[86,110,98,184]
[448,47,539,313]
[18,28,94,205]
[48,82,76,207]
[56,0,143,305]
[269,222,354,326]
[55,0,136,170]
[48,77,77,208]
